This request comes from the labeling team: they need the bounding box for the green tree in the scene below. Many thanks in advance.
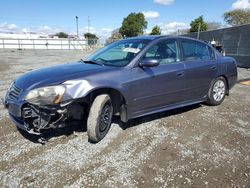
[84,32,98,39]
[119,12,147,37]
[55,32,68,38]
[106,28,123,44]
[150,25,161,35]
[84,33,99,45]
[189,16,208,33]
[224,9,250,26]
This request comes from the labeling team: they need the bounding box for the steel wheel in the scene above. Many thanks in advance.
[99,104,112,133]
[87,94,113,143]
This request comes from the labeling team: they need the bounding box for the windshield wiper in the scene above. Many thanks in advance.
[80,59,104,66]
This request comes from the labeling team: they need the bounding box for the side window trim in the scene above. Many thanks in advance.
[208,46,217,60]
[177,38,185,62]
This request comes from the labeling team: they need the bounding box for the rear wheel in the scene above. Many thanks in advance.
[87,94,113,142]
[206,77,227,106]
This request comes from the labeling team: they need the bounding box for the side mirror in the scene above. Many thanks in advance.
[139,59,159,68]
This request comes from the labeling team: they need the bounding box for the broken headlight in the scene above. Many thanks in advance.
[25,85,65,105]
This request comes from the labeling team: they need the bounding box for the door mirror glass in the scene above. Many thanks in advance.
[139,59,160,68]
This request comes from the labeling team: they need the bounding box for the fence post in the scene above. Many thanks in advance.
[2,39,4,49]
[18,39,21,49]
[237,33,242,55]
[68,38,70,50]
[33,39,35,49]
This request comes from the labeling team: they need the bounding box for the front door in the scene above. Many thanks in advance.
[128,39,186,117]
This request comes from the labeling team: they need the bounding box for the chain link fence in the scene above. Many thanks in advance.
[0,38,103,50]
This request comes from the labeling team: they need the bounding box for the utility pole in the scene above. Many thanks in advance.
[197,23,201,40]
[75,16,79,38]
[88,16,90,33]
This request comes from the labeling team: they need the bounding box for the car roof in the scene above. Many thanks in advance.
[124,35,204,42]
[126,35,164,40]
[119,35,212,50]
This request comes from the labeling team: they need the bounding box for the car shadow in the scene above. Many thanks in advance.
[18,104,202,144]
[113,103,202,130]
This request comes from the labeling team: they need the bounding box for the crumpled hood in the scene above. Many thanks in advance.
[15,61,112,90]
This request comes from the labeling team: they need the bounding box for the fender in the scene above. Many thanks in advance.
[61,79,127,102]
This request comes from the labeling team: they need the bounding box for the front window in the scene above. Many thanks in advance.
[143,39,180,65]
[86,39,150,67]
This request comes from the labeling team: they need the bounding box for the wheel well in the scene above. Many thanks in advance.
[85,88,126,114]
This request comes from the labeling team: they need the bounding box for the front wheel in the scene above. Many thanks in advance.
[87,94,113,142]
[206,77,227,106]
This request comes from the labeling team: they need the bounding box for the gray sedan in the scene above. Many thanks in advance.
[4,36,238,142]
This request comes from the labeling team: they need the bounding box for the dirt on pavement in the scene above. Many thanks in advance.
[0,49,249,187]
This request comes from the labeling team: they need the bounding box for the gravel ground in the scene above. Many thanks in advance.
[0,49,250,187]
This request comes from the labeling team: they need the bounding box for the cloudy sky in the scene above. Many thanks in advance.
[0,0,249,39]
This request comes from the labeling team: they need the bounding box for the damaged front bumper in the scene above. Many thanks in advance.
[4,80,91,135]
[5,102,69,135]
[4,98,78,135]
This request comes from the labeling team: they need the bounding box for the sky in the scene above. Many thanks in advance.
[0,0,250,39]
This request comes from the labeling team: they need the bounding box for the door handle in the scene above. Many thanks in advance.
[176,72,184,77]
[211,66,217,70]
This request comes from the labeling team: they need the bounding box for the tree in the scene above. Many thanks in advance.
[206,22,222,30]
[84,33,99,45]
[119,12,147,37]
[150,25,161,35]
[84,32,98,39]
[224,9,250,26]
[55,32,68,38]
[189,16,208,33]
[106,28,123,44]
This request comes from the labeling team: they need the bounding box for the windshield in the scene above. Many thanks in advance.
[86,39,150,67]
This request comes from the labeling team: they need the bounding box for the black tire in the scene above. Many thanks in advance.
[206,77,227,106]
[87,94,113,142]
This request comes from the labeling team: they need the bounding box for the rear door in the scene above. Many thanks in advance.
[181,39,217,100]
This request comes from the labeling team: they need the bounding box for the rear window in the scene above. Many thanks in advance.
[182,39,210,61]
